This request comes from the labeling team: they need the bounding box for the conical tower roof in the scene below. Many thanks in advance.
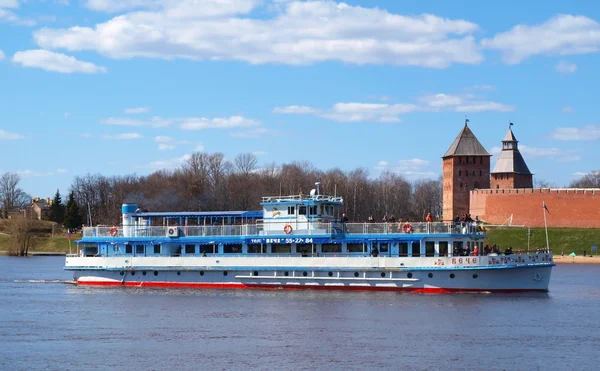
[492,126,532,174]
[443,123,490,157]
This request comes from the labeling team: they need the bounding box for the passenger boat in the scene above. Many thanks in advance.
[65,185,554,293]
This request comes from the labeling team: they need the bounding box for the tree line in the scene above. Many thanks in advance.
[68,152,443,226]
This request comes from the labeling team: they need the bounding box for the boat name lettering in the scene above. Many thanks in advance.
[249,238,314,244]
[451,257,477,265]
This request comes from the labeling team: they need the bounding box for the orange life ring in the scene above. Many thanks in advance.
[109,226,118,237]
[402,223,413,233]
[283,224,293,234]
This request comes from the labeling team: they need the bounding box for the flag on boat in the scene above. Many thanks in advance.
[67,229,72,240]
[543,202,550,213]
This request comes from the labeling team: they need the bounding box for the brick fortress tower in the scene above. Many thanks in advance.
[442,120,491,221]
[490,123,533,189]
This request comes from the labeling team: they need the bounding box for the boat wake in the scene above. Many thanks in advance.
[6,279,76,285]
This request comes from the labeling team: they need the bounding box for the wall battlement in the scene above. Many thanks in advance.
[472,188,600,195]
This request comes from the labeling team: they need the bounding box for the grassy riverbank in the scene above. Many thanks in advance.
[0,235,81,255]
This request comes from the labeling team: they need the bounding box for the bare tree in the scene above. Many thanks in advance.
[0,172,30,218]
[8,217,38,256]
[569,171,600,188]
[234,153,258,175]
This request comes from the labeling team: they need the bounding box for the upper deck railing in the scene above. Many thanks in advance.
[261,194,343,203]
[82,221,483,239]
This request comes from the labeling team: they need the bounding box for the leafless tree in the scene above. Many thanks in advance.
[569,171,600,188]
[8,217,38,256]
[0,172,31,218]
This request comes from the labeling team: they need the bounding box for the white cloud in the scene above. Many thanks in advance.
[194,144,205,152]
[181,116,259,130]
[557,155,581,162]
[158,143,175,150]
[102,116,171,127]
[0,1,19,8]
[550,125,600,140]
[0,1,35,26]
[148,154,191,169]
[12,49,107,73]
[63,111,70,118]
[81,133,93,138]
[555,60,577,74]
[0,129,24,140]
[275,91,514,122]
[519,145,562,157]
[16,168,67,177]
[103,132,143,139]
[35,1,482,68]
[0,49,4,60]
[252,151,266,156]
[482,15,600,64]
[56,168,68,173]
[124,106,149,114]
[572,172,588,178]
[378,160,389,167]
[154,135,174,142]
[465,84,495,91]
[561,106,574,113]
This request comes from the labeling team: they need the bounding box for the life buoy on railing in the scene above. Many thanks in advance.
[284,224,293,234]
[109,226,118,237]
[402,223,413,234]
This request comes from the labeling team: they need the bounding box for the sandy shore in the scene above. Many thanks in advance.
[553,255,600,264]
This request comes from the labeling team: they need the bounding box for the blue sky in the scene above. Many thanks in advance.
[1,0,600,197]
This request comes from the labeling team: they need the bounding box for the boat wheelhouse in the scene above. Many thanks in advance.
[66,187,554,293]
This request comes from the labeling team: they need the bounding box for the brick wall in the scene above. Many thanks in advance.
[470,188,600,228]
[490,173,533,189]
[443,156,490,221]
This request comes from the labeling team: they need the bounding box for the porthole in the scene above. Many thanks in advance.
[153,271,158,276]
[142,271,147,276]
[428,273,433,278]
[200,271,204,276]
[354,272,359,277]
[177,271,181,276]
[380,272,386,278]
[302,271,308,277]
[473,274,478,279]
[328,272,333,277]
[253,271,258,276]
[450,273,455,279]
[120,271,124,276]
[131,271,135,276]
[407,272,413,278]
[223,271,228,276]
[284,271,289,276]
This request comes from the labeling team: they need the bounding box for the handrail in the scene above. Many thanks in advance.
[82,221,483,238]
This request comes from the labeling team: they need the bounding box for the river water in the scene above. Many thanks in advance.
[0,256,598,370]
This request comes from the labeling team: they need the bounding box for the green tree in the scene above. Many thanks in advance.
[48,189,66,224]
[64,191,83,230]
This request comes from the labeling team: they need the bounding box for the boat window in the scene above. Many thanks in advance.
[297,243,313,255]
[411,242,421,257]
[398,242,409,257]
[135,245,144,254]
[185,244,196,254]
[309,206,317,215]
[247,244,264,253]
[322,244,341,253]
[425,241,435,257]
[347,243,364,253]
[153,244,161,254]
[288,206,295,215]
[299,206,307,215]
[438,241,449,257]
[125,244,133,254]
[379,243,389,253]
[86,246,98,256]
[223,244,242,253]
[453,241,464,256]
[199,244,217,254]
[272,244,291,253]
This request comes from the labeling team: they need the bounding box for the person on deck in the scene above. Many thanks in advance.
[371,245,379,257]
[425,213,433,223]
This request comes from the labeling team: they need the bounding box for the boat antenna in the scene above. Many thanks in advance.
[542,202,550,252]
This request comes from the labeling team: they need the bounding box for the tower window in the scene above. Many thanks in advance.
[460,182,463,188]
[472,170,475,176]
[480,170,483,176]
[466,171,469,177]
[459,170,462,176]
[480,157,483,165]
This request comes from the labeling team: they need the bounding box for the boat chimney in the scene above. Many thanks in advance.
[315,182,320,195]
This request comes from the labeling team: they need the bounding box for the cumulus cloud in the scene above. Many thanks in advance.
[555,60,577,74]
[34,1,482,68]
[16,168,68,177]
[194,144,205,152]
[101,116,171,127]
[154,135,174,142]
[12,49,107,73]
[158,143,175,150]
[124,106,150,114]
[103,132,143,139]
[148,154,191,169]
[0,129,24,140]
[0,49,4,60]
[181,116,259,130]
[230,127,282,138]
[252,151,266,156]
[561,106,574,113]
[0,1,36,26]
[275,91,514,122]
[379,158,437,178]
[482,15,600,64]
[550,125,600,140]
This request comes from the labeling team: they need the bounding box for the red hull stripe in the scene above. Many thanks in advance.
[77,280,546,293]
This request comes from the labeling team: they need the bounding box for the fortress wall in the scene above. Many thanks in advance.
[469,188,600,228]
